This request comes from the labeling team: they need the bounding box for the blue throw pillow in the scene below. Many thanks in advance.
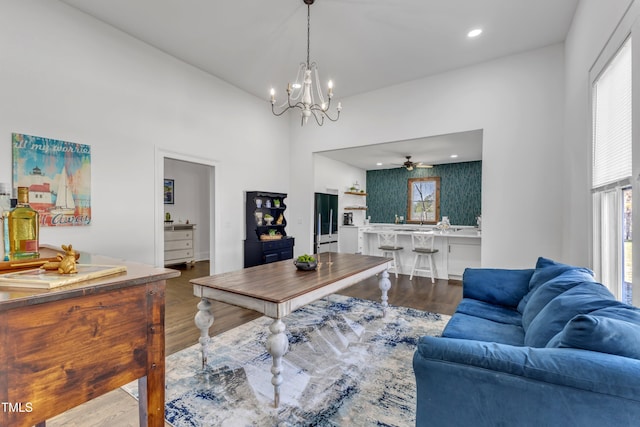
[535,256,561,268]
[547,314,640,360]
[524,282,617,347]
[521,269,595,329]
[517,257,594,313]
[590,304,640,323]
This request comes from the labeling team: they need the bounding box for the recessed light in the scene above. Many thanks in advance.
[450,154,459,158]
[376,162,383,166]
[467,28,482,38]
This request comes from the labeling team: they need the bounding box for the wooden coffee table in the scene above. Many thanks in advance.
[191,252,392,407]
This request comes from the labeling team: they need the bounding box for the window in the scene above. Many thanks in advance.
[623,187,633,304]
[591,37,632,301]
[407,177,440,224]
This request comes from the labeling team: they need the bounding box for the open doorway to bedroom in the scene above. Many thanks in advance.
[163,157,212,263]
[156,149,216,274]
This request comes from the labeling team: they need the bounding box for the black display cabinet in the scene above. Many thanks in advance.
[244,191,295,268]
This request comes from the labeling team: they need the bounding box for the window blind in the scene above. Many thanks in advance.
[592,37,632,189]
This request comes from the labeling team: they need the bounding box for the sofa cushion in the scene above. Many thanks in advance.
[547,315,640,360]
[443,313,524,346]
[521,269,595,329]
[455,298,522,326]
[517,257,594,313]
[463,268,534,308]
[524,282,617,348]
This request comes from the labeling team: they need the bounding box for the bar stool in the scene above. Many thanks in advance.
[409,232,438,283]
[377,232,403,278]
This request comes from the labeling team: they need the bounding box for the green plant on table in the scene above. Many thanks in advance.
[296,254,316,263]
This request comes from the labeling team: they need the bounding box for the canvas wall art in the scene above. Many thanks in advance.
[12,133,91,226]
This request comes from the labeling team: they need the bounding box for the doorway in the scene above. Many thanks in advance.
[155,148,217,274]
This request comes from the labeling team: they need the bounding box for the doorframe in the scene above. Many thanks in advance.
[154,147,218,274]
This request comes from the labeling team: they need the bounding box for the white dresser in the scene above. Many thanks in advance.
[164,223,196,267]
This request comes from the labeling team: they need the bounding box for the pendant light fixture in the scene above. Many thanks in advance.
[270,0,341,126]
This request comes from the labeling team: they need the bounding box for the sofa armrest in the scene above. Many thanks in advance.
[413,336,640,426]
[462,268,533,307]
[415,336,640,400]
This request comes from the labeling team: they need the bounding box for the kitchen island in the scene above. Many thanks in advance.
[340,224,481,280]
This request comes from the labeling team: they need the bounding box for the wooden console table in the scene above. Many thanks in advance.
[0,249,179,427]
[191,252,392,407]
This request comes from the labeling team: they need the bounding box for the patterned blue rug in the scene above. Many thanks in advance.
[124,295,448,426]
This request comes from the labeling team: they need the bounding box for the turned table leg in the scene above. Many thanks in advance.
[378,269,391,317]
[194,298,214,370]
[266,318,289,408]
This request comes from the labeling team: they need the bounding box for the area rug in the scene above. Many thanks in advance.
[124,295,449,426]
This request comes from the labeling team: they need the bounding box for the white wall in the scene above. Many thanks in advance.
[164,158,210,261]
[0,0,289,272]
[289,44,566,269]
[562,0,634,266]
[313,154,368,226]
[5,0,619,274]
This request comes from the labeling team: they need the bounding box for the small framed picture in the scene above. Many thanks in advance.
[164,179,175,204]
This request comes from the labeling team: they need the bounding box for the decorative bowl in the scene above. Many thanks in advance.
[294,260,318,271]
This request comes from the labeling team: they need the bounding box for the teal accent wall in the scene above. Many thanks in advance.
[366,161,482,225]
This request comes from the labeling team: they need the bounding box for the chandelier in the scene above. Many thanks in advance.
[270,0,341,126]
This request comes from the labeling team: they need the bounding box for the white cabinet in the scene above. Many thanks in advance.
[164,224,195,267]
[339,226,359,253]
[447,238,481,278]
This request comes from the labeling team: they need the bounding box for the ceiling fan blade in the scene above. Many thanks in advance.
[416,164,433,168]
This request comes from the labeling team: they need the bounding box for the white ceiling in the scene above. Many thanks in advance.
[59,0,578,169]
[318,129,483,170]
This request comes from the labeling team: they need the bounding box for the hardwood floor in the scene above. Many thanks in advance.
[48,260,462,426]
[338,271,462,316]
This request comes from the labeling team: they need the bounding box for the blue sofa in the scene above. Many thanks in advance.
[413,257,640,427]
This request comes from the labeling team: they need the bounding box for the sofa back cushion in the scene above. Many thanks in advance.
[523,282,617,347]
[517,257,594,313]
[547,314,640,360]
[463,268,534,308]
[521,269,596,329]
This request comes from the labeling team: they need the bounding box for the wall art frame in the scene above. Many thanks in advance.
[12,133,91,227]
[164,179,175,204]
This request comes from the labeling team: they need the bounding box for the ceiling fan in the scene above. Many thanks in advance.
[400,156,432,171]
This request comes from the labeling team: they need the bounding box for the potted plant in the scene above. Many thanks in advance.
[294,254,317,271]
